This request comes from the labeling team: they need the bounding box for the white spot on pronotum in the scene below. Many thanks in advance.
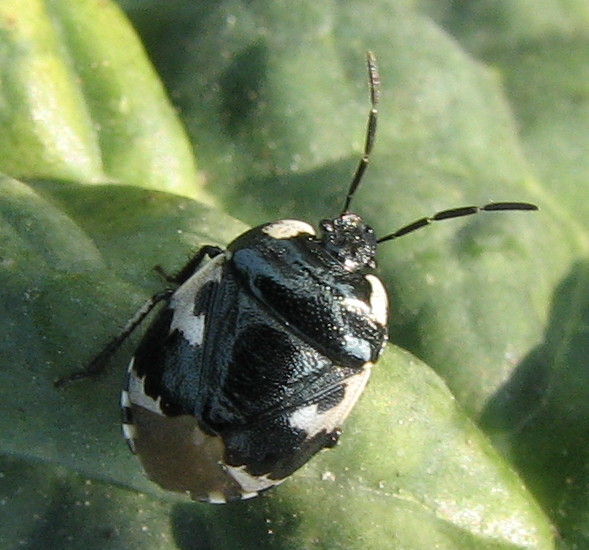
[262,219,316,240]
[342,334,372,362]
[341,296,371,314]
[365,274,388,326]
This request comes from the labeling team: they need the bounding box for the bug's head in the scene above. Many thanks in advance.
[319,213,377,271]
[315,52,379,273]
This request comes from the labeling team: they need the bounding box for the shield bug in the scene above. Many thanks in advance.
[57,52,537,503]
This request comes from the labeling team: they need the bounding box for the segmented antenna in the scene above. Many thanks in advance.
[341,51,380,214]
[339,53,538,239]
[377,202,538,243]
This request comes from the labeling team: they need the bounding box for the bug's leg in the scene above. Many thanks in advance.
[154,245,224,285]
[54,289,174,388]
[55,245,224,388]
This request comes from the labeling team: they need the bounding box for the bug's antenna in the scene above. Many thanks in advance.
[377,202,538,243]
[341,51,380,214]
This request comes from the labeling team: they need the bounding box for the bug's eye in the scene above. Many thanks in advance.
[319,219,334,233]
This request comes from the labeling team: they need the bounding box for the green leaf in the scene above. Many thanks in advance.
[0,177,552,548]
[0,455,179,550]
[437,3,589,547]
[0,0,203,198]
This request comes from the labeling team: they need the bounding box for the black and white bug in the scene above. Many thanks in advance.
[56,52,537,503]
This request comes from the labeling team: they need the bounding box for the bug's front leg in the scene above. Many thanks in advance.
[155,245,224,285]
[54,244,225,388]
[54,289,174,388]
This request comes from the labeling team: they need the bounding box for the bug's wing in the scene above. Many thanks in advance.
[220,354,373,494]
[123,253,260,502]
[123,248,381,502]
[128,252,229,416]
[199,272,375,490]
